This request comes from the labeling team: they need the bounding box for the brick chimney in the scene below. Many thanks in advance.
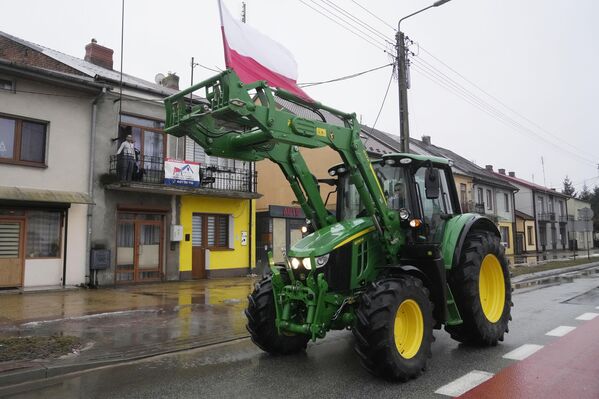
[498,168,506,175]
[159,72,179,90]
[84,39,113,70]
[485,165,493,171]
[508,171,515,177]
[421,135,431,146]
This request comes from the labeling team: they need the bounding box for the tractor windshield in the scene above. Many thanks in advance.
[337,164,411,220]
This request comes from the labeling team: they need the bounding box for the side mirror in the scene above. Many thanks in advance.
[425,167,440,199]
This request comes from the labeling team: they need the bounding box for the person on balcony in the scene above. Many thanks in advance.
[116,134,136,181]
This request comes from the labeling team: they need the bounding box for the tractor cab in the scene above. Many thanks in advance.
[331,153,461,246]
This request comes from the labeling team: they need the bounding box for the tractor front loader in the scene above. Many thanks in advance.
[164,70,512,381]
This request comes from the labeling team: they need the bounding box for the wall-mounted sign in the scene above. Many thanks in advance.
[164,159,200,187]
[241,231,248,246]
[269,205,305,219]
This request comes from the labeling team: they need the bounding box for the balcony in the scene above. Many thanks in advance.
[463,201,486,215]
[558,215,569,224]
[537,212,556,222]
[105,155,259,199]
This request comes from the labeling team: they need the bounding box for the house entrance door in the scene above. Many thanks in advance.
[191,214,206,279]
[0,219,25,288]
[116,213,163,283]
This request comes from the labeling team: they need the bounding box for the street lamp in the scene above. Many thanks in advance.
[396,0,452,153]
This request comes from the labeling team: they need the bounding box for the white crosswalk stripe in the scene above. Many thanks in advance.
[575,312,598,321]
[546,326,576,337]
[502,344,543,360]
[435,370,494,397]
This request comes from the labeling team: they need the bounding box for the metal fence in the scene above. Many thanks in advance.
[109,155,256,192]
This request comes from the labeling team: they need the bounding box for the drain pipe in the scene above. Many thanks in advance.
[85,88,106,286]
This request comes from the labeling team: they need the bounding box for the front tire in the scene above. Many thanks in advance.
[353,276,434,381]
[245,276,309,355]
[445,230,512,345]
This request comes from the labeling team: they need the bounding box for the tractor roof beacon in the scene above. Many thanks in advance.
[164,70,512,381]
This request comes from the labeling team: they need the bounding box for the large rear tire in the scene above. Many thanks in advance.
[353,276,434,381]
[245,275,309,355]
[445,230,512,345]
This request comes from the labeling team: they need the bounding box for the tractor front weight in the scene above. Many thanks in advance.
[270,266,352,341]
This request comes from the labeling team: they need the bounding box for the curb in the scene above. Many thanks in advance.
[511,263,599,290]
[0,336,249,391]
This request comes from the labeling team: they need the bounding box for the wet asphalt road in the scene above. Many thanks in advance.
[1,276,598,399]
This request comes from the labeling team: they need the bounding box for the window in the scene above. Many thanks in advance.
[477,187,484,205]
[527,226,534,245]
[0,116,47,165]
[460,183,467,210]
[26,211,62,258]
[500,226,510,248]
[119,114,165,163]
[192,213,230,249]
[486,189,493,210]
[0,79,15,93]
[414,166,453,242]
[504,193,509,212]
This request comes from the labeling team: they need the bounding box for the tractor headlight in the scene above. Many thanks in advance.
[315,254,330,268]
[399,208,410,221]
[301,225,308,234]
[290,257,300,269]
[302,258,312,270]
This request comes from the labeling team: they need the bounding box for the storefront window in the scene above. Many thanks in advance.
[26,211,61,258]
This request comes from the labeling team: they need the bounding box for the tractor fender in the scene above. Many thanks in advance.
[442,213,500,270]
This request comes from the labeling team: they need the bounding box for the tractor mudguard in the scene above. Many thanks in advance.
[442,213,500,270]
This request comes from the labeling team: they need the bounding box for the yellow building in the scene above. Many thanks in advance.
[179,196,256,279]
[515,211,537,253]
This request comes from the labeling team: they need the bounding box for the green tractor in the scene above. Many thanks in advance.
[164,70,512,381]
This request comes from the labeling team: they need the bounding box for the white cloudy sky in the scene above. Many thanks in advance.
[3,0,599,192]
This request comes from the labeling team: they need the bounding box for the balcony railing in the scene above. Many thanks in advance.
[537,212,556,222]
[108,155,257,193]
[558,215,568,223]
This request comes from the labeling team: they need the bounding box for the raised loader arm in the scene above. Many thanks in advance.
[164,69,403,260]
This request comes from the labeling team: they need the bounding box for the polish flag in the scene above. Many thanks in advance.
[217,0,311,101]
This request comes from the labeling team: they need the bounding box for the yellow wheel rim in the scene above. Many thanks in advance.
[479,254,506,323]
[394,299,424,359]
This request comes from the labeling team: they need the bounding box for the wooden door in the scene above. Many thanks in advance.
[191,214,206,279]
[0,219,25,288]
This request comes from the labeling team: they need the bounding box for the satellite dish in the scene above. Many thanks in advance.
[154,73,166,84]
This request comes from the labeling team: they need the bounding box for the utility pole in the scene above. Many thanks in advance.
[396,31,410,154]
[396,0,452,154]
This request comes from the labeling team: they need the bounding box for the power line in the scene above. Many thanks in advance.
[371,68,395,131]
[350,0,396,32]
[298,63,393,87]
[297,0,389,52]
[321,0,393,44]
[411,57,597,166]
[417,44,597,161]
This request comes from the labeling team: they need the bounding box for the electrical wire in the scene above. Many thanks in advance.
[321,0,393,44]
[370,68,395,131]
[411,58,597,166]
[297,0,389,52]
[417,44,597,161]
[350,0,397,31]
[298,63,393,87]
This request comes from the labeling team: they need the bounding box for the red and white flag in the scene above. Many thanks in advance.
[217,0,311,100]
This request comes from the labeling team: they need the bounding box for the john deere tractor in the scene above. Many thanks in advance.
[164,70,512,381]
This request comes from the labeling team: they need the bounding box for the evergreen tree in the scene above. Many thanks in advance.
[579,183,592,201]
[562,175,576,196]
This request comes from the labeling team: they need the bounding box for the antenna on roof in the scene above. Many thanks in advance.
[541,156,547,188]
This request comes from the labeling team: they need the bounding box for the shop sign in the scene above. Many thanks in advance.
[269,205,305,219]
[164,159,200,187]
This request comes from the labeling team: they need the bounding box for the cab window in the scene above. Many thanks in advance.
[414,166,454,242]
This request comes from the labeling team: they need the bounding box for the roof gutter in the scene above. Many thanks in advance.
[0,59,110,92]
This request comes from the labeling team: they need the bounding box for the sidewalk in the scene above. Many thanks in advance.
[0,278,256,386]
[1,261,599,388]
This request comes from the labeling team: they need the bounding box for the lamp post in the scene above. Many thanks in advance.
[396,0,452,153]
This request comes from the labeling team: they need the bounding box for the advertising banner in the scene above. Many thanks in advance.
[164,159,200,187]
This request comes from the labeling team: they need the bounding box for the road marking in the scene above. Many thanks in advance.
[576,312,598,321]
[502,344,543,360]
[546,326,576,337]
[435,370,494,397]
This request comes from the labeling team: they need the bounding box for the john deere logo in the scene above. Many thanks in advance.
[329,131,335,141]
